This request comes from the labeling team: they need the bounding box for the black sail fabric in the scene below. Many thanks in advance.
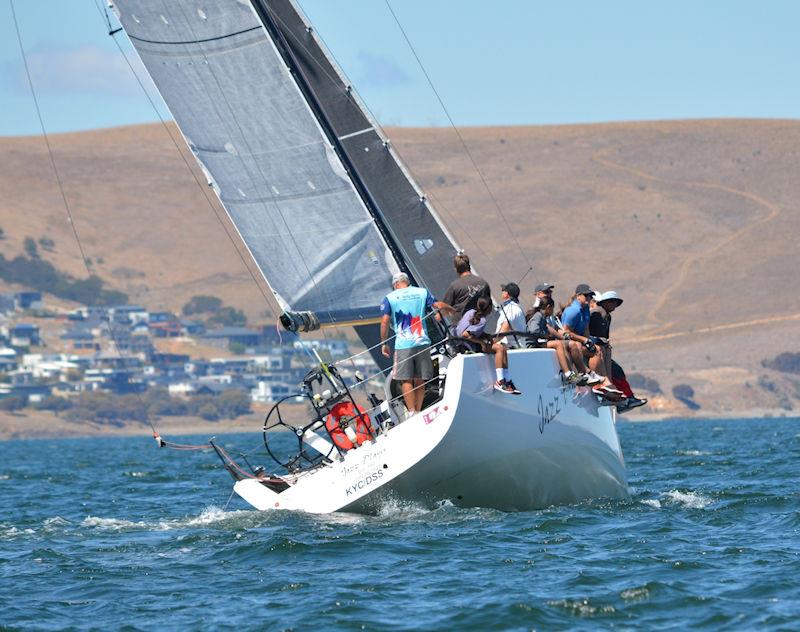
[254,0,459,302]
[113,0,402,324]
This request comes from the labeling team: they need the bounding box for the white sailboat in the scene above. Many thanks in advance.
[110,0,628,513]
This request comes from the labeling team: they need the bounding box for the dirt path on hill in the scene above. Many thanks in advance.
[591,150,783,334]
[617,311,800,345]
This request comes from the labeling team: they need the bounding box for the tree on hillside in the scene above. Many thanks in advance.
[207,306,247,327]
[24,237,39,259]
[38,237,55,252]
[182,295,223,315]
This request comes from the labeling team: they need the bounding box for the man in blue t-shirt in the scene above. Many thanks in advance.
[380,272,455,415]
[561,283,622,398]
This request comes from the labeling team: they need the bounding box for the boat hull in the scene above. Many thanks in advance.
[234,349,628,514]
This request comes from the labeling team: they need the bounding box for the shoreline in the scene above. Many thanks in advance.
[1,407,797,441]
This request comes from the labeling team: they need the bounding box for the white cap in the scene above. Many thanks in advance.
[392,272,410,286]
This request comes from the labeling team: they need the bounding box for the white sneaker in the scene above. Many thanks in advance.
[583,371,604,386]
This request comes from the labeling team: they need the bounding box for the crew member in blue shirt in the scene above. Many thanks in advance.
[561,284,622,398]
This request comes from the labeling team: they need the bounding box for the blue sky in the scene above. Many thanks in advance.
[2,0,799,135]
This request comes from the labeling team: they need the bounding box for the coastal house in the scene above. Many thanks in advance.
[61,326,99,351]
[0,382,53,404]
[14,291,43,310]
[108,305,149,325]
[200,327,261,350]
[251,380,298,403]
[149,320,182,338]
[148,311,175,324]
[179,319,205,336]
[82,367,146,394]
[9,323,41,347]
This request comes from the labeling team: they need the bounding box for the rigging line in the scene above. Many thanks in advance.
[92,1,276,316]
[169,1,339,336]
[263,4,506,278]
[10,0,164,435]
[383,0,533,276]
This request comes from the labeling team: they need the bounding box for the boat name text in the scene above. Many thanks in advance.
[345,469,385,496]
[538,393,562,434]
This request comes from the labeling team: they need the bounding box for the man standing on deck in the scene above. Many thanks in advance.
[381,272,455,415]
[442,253,491,320]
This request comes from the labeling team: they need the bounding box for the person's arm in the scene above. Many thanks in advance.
[380,297,392,357]
[380,314,391,357]
[432,301,458,318]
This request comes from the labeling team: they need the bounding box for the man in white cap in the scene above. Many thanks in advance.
[591,290,648,412]
[380,272,455,415]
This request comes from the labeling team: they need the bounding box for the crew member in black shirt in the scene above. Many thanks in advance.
[442,253,491,320]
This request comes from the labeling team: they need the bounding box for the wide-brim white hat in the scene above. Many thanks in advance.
[595,290,623,305]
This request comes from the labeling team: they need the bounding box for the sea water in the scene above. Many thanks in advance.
[1,417,799,630]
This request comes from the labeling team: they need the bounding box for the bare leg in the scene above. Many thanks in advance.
[413,377,425,412]
[588,349,604,374]
[401,380,416,412]
[492,341,508,369]
[568,341,589,373]
[547,340,571,373]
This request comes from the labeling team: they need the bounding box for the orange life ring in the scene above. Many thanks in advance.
[326,402,373,450]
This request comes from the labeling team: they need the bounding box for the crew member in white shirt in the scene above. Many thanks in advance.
[493,282,526,394]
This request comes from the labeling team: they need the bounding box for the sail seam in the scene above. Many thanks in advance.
[127,25,261,46]
[337,127,374,141]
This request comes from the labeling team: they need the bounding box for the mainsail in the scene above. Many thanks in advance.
[112,0,459,329]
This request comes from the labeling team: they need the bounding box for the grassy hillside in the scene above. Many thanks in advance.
[1,119,798,416]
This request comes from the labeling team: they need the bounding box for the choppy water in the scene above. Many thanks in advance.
[2,417,800,630]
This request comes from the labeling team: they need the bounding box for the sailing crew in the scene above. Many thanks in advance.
[442,253,491,321]
[380,272,455,415]
[590,291,648,413]
[531,282,554,309]
[525,297,598,384]
[561,284,623,398]
[455,297,493,350]
[493,282,525,395]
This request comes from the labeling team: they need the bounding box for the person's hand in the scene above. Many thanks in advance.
[584,339,596,353]
[381,343,391,358]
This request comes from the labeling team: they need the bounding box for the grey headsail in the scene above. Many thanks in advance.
[112,0,459,332]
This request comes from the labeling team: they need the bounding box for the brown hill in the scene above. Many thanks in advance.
[1,119,799,417]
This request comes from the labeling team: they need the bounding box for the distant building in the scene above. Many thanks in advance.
[251,381,297,403]
[148,311,175,324]
[149,321,182,338]
[108,305,149,325]
[180,319,205,336]
[200,327,262,349]
[61,327,99,351]
[14,292,43,310]
[9,324,41,347]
